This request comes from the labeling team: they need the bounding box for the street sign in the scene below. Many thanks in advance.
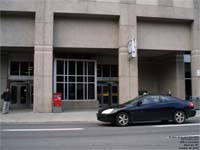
[197,69,200,77]
[128,39,137,58]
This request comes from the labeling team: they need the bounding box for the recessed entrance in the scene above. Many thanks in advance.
[138,50,186,99]
[10,81,33,109]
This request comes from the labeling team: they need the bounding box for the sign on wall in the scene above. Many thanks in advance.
[197,69,200,77]
[128,39,137,58]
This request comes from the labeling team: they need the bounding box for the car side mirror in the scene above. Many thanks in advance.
[137,101,142,107]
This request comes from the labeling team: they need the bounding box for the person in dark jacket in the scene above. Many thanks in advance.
[1,88,11,114]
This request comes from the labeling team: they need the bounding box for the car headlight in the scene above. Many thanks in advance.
[102,108,117,114]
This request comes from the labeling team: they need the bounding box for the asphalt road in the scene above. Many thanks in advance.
[1,117,200,150]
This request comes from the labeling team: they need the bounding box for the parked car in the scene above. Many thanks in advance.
[97,95,196,126]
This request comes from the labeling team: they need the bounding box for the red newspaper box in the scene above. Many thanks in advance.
[53,93,62,112]
[53,93,62,107]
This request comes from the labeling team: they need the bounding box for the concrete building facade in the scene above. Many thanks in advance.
[0,0,200,112]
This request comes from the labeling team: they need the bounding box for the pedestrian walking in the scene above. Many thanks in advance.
[1,88,11,114]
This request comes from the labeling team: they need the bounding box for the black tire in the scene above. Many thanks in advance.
[115,112,130,127]
[173,110,186,124]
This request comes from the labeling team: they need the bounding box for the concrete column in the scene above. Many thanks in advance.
[175,54,185,99]
[33,0,54,112]
[191,50,200,97]
[119,4,138,104]
[0,52,8,109]
[191,4,200,97]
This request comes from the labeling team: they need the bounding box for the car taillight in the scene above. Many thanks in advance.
[188,102,194,109]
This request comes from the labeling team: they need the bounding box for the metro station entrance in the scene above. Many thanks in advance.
[10,81,33,109]
[97,82,118,108]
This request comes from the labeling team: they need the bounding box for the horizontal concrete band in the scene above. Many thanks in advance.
[191,49,200,55]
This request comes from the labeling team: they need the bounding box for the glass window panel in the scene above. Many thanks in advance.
[69,76,75,82]
[20,62,29,76]
[65,76,68,82]
[31,85,33,104]
[112,96,118,104]
[65,83,68,100]
[97,65,102,77]
[77,62,83,75]
[69,61,75,75]
[56,83,64,99]
[29,62,34,76]
[77,76,83,82]
[88,77,94,82]
[103,96,109,104]
[69,83,75,100]
[97,86,102,104]
[85,83,87,99]
[57,61,64,75]
[65,61,68,75]
[102,65,110,77]
[88,62,95,75]
[85,62,87,75]
[56,76,64,82]
[77,84,83,99]
[11,86,17,104]
[112,86,118,93]
[20,86,27,104]
[10,62,20,75]
[111,65,118,77]
[88,84,95,99]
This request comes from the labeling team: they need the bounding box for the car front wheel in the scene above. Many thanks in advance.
[173,111,186,124]
[116,112,130,126]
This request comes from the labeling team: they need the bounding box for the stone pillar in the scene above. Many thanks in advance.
[191,50,200,97]
[0,52,8,109]
[33,1,54,112]
[119,4,138,104]
[191,5,200,97]
[175,54,185,99]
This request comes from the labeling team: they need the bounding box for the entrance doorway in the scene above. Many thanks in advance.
[10,81,33,109]
[97,82,118,108]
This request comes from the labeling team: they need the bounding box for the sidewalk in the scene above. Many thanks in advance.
[0,109,98,123]
[1,109,199,124]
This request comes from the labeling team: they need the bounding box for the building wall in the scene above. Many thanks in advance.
[139,62,159,94]
[1,13,35,47]
[54,16,119,48]
[137,21,191,51]
[0,0,199,112]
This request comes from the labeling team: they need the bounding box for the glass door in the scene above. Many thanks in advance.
[97,82,118,108]
[10,82,32,109]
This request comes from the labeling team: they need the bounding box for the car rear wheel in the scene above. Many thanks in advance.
[173,111,186,124]
[116,112,130,126]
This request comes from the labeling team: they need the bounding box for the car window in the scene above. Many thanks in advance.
[161,96,182,102]
[160,96,173,102]
[140,96,160,105]
[123,95,144,105]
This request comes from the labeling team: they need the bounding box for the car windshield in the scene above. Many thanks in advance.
[123,95,144,105]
